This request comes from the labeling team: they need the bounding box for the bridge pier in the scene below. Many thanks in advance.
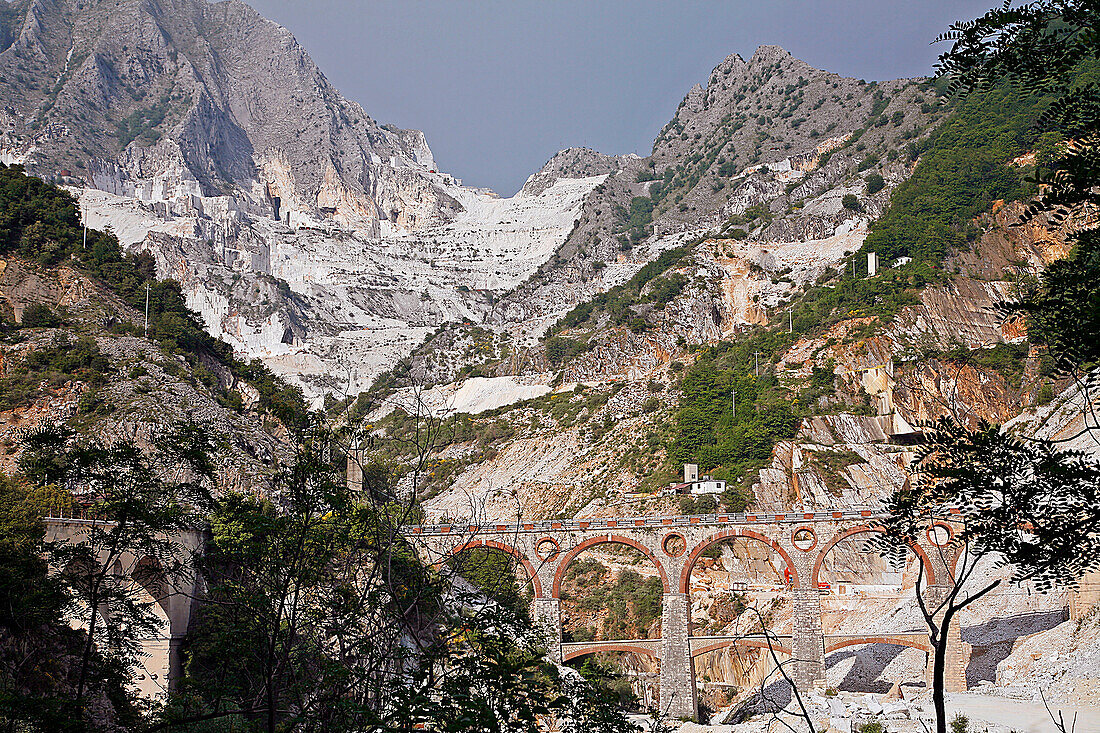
[922,585,968,692]
[920,624,966,691]
[790,586,825,691]
[920,539,969,694]
[659,593,697,721]
[534,597,562,664]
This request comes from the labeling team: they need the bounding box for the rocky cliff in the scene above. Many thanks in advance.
[3,1,954,405]
[0,0,453,234]
[0,0,620,398]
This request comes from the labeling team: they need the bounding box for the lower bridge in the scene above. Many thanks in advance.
[562,632,930,668]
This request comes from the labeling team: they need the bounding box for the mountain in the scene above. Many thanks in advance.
[0,0,617,399]
[0,0,955,402]
[4,0,1099,722]
[0,163,297,494]
[484,46,941,340]
[0,0,452,234]
[359,47,1078,525]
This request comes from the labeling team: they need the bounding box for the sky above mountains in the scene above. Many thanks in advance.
[245,0,995,196]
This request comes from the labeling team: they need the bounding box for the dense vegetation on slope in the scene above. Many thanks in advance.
[0,163,309,428]
[860,82,1050,263]
[668,332,804,495]
[552,245,693,332]
[560,557,664,642]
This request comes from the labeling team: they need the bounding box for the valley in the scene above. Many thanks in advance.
[0,0,1097,731]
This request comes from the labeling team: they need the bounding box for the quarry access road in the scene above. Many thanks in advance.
[942,693,1100,732]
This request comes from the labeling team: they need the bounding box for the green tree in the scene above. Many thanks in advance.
[20,303,61,328]
[934,0,1100,377]
[5,420,218,730]
[0,473,129,732]
[878,418,1100,733]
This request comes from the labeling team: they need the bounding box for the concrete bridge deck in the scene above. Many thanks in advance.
[408,508,888,536]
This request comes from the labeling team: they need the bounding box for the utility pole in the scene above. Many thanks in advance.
[144,283,150,339]
[788,307,793,333]
[753,351,762,377]
[731,388,736,417]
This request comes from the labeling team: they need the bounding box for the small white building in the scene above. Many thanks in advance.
[690,479,726,496]
[669,464,726,496]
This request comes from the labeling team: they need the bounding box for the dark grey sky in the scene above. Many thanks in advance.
[244,0,994,195]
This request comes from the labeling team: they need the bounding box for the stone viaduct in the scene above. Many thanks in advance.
[412,508,967,722]
[44,515,205,699]
[43,507,968,719]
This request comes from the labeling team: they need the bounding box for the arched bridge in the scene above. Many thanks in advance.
[43,516,204,699]
[412,508,966,722]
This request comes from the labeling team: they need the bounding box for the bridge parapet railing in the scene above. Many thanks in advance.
[43,505,101,522]
[406,508,886,536]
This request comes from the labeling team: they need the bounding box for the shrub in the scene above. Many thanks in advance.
[842,194,861,211]
[863,80,1051,263]
[20,304,60,328]
[865,173,886,195]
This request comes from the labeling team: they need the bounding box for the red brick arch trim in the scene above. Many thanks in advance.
[448,540,544,598]
[680,529,799,593]
[562,643,661,662]
[691,639,792,658]
[811,525,935,589]
[824,637,931,654]
[552,535,670,597]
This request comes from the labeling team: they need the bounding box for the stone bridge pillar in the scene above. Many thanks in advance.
[918,534,968,693]
[658,592,697,721]
[922,584,967,692]
[790,551,825,692]
[533,597,562,664]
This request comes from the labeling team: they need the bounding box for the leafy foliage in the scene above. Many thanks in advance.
[1026,228,1100,370]
[669,333,800,487]
[883,417,1100,590]
[114,96,171,148]
[578,568,663,640]
[553,246,691,332]
[862,82,1049,263]
[0,333,111,411]
[449,547,528,617]
[879,417,1100,733]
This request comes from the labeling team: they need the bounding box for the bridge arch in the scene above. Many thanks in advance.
[552,535,669,598]
[562,643,662,663]
[811,525,935,589]
[824,637,930,655]
[132,555,172,620]
[448,540,543,597]
[679,528,799,593]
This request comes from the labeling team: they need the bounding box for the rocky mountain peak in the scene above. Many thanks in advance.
[749,43,793,65]
[0,0,457,236]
